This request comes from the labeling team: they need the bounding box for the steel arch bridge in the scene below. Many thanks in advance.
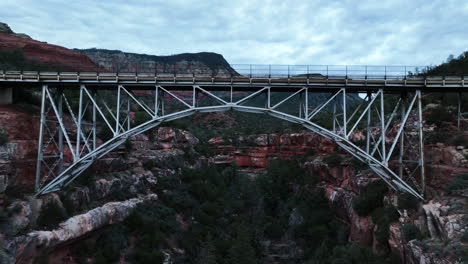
[2,65,468,199]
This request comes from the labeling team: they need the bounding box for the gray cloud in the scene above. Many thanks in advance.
[1,0,467,66]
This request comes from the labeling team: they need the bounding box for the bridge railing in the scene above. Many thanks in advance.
[0,64,439,80]
[230,64,431,79]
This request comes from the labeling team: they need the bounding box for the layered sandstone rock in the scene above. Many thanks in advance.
[209,131,335,168]
[6,194,157,264]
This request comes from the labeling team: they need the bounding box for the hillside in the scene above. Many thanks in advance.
[75,48,238,76]
[0,23,98,72]
[425,51,468,76]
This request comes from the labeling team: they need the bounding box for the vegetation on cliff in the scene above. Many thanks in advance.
[0,49,62,72]
[424,52,468,76]
[62,160,398,264]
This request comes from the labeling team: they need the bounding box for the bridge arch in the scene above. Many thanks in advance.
[35,84,425,199]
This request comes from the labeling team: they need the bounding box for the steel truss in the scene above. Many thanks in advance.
[35,85,426,199]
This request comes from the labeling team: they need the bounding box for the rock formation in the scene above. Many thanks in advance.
[75,48,238,76]
[7,194,157,264]
[0,22,98,71]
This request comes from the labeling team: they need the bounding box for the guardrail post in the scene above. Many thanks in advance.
[249,64,252,78]
[269,65,271,78]
[365,65,368,79]
[288,65,290,78]
[384,66,387,80]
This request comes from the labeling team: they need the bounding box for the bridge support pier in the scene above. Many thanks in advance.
[0,87,12,105]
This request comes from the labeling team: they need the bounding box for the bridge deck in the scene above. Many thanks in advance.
[0,71,467,92]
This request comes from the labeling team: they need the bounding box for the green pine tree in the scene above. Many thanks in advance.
[197,234,218,264]
[228,224,258,264]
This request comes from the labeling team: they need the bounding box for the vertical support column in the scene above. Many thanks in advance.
[92,90,97,150]
[57,89,64,173]
[267,87,271,108]
[127,96,131,131]
[193,86,196,108]
[298,92,303,118]
[343,89,347,137]
[417,90,426,197]
[75,85,84,159]
[380,89,386,164]
[35,85,47,192]
[458,92,462,130]
[366,91,372,156]
[399,93,406,178]
[332,99,337,132]
[154,86,159,118]
[161,90,165,116]
[304,88,308,119]
[115,85,121,136]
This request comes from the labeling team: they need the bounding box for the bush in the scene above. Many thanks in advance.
[446,174,468,194]
[0,129,7,146]
[131,249,165,264]
[36,200,68,230]
[352,181,388,216]
[451,135,468,148]
[124,138,133,152]
[95,225,128,263]
[426,131,451,144]
[425,107,454,127]
[397,193,419,210]
[97,127,114,141]
[461,230,468,242]
[134,111,152,127]
[322,153,343,167]
[402,223,422,241]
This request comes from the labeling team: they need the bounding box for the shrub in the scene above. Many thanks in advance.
[426,131,451,144]
[322,153,343,167]
[451,135,468,148]
[350,158,367,170]
[0,129,7,146]
[36,200,68,230]
[446,174,468,194]
[425,107,454,127]
[397,193,419,210]
[352,181,388,216]
[461,230,468,242]
[402,223,422,241]
[95,225,128,263]
[131,249,165,264]
[134,111,151,127]
[0,208,8,224]
[143,160,157,170]
[370,205,399,247]
[97,127,114,141]
[124,138,133,152]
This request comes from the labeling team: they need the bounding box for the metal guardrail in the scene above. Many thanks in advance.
[230,64,431,79]
[0,64,436,80]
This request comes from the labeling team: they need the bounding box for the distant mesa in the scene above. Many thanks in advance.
[75,48,239,76]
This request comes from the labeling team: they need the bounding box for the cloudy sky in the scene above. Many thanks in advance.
[1,0,467,66]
